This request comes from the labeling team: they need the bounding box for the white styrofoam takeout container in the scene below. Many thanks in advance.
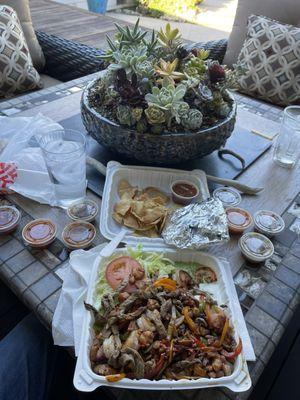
[74,246,251,392]
[99,161,210,248]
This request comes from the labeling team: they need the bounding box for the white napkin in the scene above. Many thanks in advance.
[0,114,72,207]
[52,246,255,361]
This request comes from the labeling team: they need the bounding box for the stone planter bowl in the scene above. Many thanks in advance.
[81,78,237,165]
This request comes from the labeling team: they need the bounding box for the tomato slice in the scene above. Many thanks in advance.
[105,256,145,293]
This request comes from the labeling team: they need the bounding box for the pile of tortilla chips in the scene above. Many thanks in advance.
[113,180,169,237]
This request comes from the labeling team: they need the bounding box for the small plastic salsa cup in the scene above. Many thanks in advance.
[171,180,199,205]
[22,219,57,248]
[62,221,96,250]
[213,187,242,208]
[0,206,21,234]
[67,199,99,223]
[254,210,285,237]
[226,207,253,234]
[239,232,274,263]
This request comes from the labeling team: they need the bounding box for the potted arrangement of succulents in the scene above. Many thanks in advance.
[81,20,243,164]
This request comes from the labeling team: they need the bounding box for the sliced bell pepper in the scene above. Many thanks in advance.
[105,373,126,382]
[220,317,229,345]
[192,336,206,349]
[182,306,198,334]
[223,338,243,360]
[154,277,177,291]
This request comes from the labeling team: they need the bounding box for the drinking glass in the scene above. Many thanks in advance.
[39,129,87,208]
[273,106,300,168]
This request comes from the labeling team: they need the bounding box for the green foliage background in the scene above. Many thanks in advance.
[137,0,204,21]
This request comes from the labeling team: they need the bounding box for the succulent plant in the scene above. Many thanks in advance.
[116,105,134,126]
[135,60,155,79]
[184,56,206,78]
[144,29,160,56]
[109,46,149,77]
[104,88,119,105]
[145,78,189,125]
[208,61,226,84]
[207,91,230,118]
[181,109,203,130]
[157,23,181,59]
[136,118,148,133]
[92,22,240,135]
[197,83,213,102]
[218,102,231,118]
[131,107,143,122]
[145,105,166,125]
[115,19,147,47]
[191,48,210,60]
[176,46,189,60]
[115,69,146,108]
[155,58,185,84]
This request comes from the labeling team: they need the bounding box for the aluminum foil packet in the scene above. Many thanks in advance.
[162,198,229,249]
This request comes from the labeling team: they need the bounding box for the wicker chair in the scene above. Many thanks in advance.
[36,31,228,82]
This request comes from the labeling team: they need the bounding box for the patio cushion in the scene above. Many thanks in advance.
[0,5,43,98]
[236,15,300,106]
[0,0,45,71]
[224,0,300,67]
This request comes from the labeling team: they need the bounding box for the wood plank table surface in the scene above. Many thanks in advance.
[30,0,136,49]
[0,75,299,400]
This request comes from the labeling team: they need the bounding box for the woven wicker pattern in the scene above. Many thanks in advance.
[186,39,228,64]
[36,31,227,81]
[36,31,106,82]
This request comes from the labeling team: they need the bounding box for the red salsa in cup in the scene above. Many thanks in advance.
[226,207,252,234]
[173,183,198,197]
[171,181,199,205]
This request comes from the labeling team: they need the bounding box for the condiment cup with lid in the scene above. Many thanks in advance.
[213,187,242,208]
[170,180,199,205]
[239,232,274,263]
[226,207,253,234]
[62,221,96,250]
[0,206,21,234]
[67,198,99,223]
[22,219,57,248]
[254,210,285,237]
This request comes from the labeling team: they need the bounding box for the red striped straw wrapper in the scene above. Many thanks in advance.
[0,162,18,195]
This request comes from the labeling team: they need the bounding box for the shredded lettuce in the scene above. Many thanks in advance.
[93,245,176,308]
[127,244,176,278]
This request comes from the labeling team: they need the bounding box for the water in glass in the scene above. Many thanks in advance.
[273,106,300,168]
[40,129,87,208]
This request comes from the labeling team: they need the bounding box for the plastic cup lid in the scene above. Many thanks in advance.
[62,221,96,247]
[67,199,98,221]
[23,219,56,244]
[213,187,242,207]
[239,232,274,259]
[226,207,252,228]
[254,210,285,234]
[0,206,20,231]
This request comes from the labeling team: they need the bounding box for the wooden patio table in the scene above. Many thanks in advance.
[0,73,299,400]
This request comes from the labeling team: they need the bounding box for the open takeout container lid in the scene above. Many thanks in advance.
[73,245,252,393]
[99,161,211,250]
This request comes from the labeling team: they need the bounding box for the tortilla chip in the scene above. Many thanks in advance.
[123,214,140,230]
[114,199,131,216]
[141,187,169,204]
[118,180,137,199]
[113,182,169,238]
[113,212,123,225]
